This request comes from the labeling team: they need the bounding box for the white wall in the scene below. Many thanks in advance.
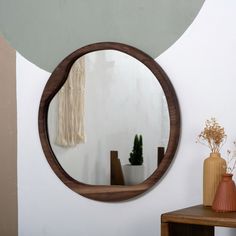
[17,0,236,235]
[48,50,169,185]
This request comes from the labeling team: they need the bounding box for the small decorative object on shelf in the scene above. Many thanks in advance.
[122,134,144,185]
[197,118,227,206]
[212,142,236,212]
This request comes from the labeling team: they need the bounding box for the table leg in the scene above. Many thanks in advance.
[161,222,169,236]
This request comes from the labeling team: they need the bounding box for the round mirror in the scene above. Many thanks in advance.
[38,42,180,201]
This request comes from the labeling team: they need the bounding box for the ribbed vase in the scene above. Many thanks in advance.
[203,152,226,206]
[212,174,236,212]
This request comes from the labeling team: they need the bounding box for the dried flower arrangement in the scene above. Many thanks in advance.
[197,118,227,153]
[226,141,236,174]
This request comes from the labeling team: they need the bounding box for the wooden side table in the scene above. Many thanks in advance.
[161,205,236,236]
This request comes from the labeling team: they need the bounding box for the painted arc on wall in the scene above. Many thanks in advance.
[0,0,204,72]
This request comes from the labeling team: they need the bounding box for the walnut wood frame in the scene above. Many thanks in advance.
[38,42,181,202]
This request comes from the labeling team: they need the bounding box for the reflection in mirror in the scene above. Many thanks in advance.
[48,50,169,185]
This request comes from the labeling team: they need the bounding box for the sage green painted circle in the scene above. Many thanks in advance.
[0,0,204,72]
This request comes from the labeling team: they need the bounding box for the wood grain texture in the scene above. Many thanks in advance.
[38,42,181,201]
[110,151,125,185]
[158,147,165,166]
[161,222,170,236]
[161,205,236,231]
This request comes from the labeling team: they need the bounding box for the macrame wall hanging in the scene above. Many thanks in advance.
[55,57,86,147]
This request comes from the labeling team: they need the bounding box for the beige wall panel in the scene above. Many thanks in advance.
[0,36,17,236]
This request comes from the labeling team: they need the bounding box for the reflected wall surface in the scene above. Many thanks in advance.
[48,50,169,185]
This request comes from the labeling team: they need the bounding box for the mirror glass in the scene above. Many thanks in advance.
[47,49,169,185]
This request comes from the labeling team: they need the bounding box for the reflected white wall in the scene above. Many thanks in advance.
[48,50,169,184]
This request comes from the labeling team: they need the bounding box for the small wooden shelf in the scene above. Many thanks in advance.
[161,205,236,236]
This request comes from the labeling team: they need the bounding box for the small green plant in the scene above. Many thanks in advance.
[129,134,143,165]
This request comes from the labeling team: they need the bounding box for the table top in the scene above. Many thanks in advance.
[161,205,236,228]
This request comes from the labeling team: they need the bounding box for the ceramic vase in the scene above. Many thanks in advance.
[212,173,236,212]
[122,164,145,185]
[203,152,226,206]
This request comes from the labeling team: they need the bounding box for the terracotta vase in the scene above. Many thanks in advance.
[212,173,236,212]
[203,152,226,206]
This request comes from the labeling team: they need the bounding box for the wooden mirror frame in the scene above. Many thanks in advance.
[38,42,180,202]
